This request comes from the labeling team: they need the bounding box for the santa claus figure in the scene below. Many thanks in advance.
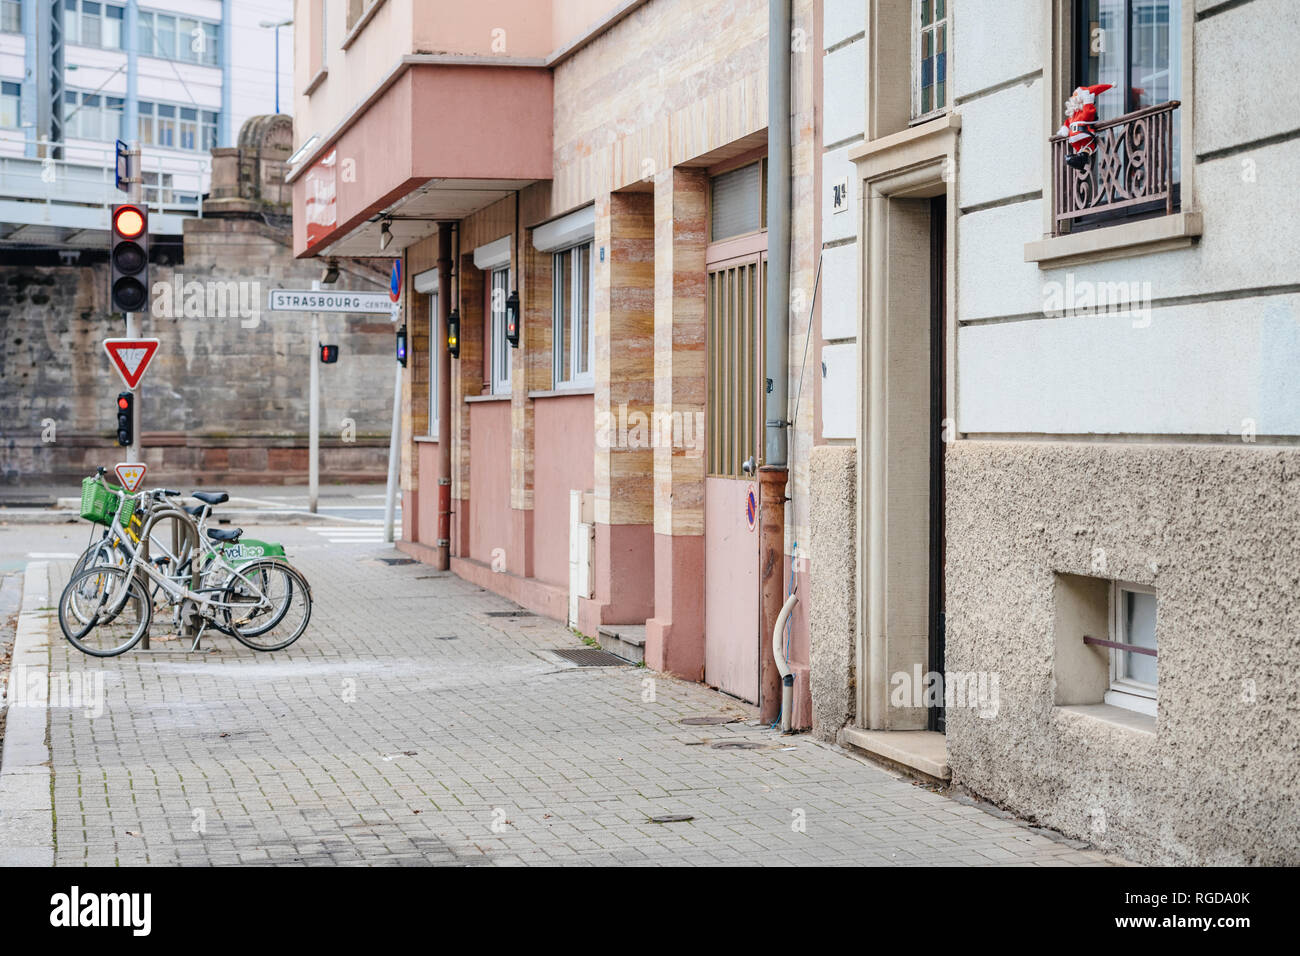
[1058,83,1113,171]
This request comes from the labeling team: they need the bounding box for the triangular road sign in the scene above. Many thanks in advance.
[103,338,160,390]
[114,462,148,493]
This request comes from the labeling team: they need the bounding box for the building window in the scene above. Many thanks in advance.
[138,8,220,66]
[710,161,766,242]
[1058,0,1182,233]
[427,291,440,436]
[138,100,217,152]
[64,1,125,49]
[63,90,124,141]
[552,242,593,389]
[347,0,381,32]
[0,81,19,128]
[1,0,21,34]
[489,266,512,395]
[1105,583,1158,716]
[912,0,949,119]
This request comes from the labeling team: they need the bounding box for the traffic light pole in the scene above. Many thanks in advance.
[125,144,143,465]
[309,279,320,514]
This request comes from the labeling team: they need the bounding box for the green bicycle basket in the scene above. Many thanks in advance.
[116,492,137,526]
[79,476,123,526]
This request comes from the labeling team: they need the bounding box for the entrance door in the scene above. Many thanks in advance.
[703,252,765,702]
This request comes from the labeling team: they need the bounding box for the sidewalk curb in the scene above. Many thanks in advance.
[0,561,54,866]
[0,509,384,527]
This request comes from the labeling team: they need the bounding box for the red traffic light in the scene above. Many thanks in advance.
[117,395,130,410]
[319,344,339,364]
[113,205,145,239]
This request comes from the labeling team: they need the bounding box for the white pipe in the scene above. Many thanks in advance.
[772,591,798,733]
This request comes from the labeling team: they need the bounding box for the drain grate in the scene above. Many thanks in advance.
[378,558,417,566]
[710,741,767,750]
[550,647,629,667]
[485,610,533,618]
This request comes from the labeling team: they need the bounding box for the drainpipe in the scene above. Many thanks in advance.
[772,592,798,733]
[436,223,454,570]
[759,0,793,726]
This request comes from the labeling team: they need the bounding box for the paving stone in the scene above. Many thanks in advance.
[40,535,1113,867]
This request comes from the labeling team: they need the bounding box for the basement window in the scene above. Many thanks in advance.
[1104,583,1158,716]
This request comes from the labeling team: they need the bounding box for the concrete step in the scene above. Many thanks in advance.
[597,624,646,665]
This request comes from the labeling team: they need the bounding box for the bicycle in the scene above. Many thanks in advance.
[61,471,312,656]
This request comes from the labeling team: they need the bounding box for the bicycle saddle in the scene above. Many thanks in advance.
[184,504,205,517]
[206,527,243,542]
[193,491,229,505]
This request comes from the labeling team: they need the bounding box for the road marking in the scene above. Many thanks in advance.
[309,527,399,544]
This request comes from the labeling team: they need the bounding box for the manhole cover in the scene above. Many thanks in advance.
[680,716,735,726]
[710,741,767,750]
[648,814,694,824]
[485,610,533,617]
[378,558,417,566]
[550,648,629,667]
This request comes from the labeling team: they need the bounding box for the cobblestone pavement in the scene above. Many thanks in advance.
[42,528,1115,866]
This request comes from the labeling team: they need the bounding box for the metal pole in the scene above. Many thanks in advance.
[309,279,320,513]
[383,361,401,544]
[273,25,281,114]
[126,143,143,465]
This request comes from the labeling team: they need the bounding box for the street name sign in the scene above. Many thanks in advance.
[103,337,160,390]
[267,290,394,314]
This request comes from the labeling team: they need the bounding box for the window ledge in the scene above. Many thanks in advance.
[464,393,511,404]
[529,387,594,399]
[303,67,328,97]
[413,435,439,444]
[1056,703,1156,737]
[1025,211,1203,269]
[341,0,387,52]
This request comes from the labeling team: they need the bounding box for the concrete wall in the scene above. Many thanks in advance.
[945,441,1300,864]
[0,218,391,487]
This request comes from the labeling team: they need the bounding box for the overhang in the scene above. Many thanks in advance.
[292,63,554,258]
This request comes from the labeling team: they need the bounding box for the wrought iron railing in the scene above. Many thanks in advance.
[1051,100,1179,235]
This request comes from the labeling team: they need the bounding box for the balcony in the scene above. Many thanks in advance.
[1050,100,1180,237]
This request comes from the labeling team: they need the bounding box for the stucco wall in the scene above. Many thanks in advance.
[467,400,513,566]
[945,440,1300,865]
[808,444,856,741]
[533,394,595,588]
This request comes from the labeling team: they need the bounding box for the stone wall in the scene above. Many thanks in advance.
[0,218,393,488]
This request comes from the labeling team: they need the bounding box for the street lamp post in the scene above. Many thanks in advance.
[259,19,293,115]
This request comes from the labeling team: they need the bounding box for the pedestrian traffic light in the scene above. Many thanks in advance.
[115,392,133,446]
[319,344,339,363]
[447,309,460,359]
[109,203,149,314]
[396,324,407,367]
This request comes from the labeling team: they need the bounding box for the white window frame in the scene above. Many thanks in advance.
[552,241,594,390]
[1104,581,1158,717]
[489,266,512,396]
[910,0,950,122]
[427,290,440,436]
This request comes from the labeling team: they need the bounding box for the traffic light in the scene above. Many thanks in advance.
[109,203,149,313]
[396,325,407,367]
[319,344,339,363]
[447,309,460,359]
[115,392,133,446]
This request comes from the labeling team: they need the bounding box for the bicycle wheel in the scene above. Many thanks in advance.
[223,560,312,651]
[59,564,152,657]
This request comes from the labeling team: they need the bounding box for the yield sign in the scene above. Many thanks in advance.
[114,462,148,493]
[103,338,159,390]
